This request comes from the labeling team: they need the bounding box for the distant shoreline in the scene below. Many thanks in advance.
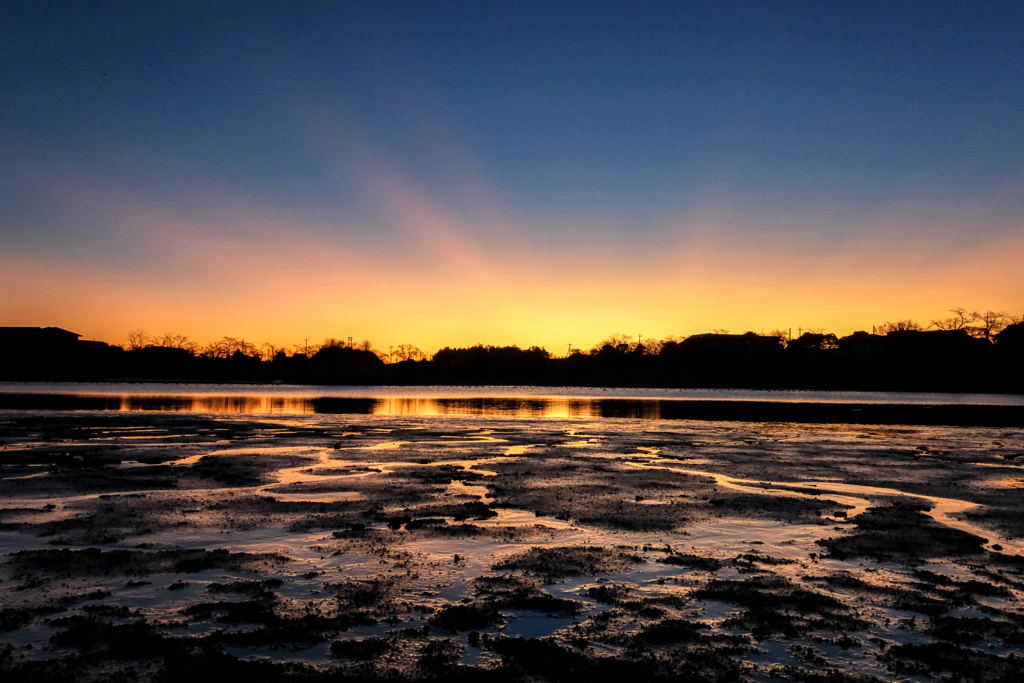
[3,383,1023,426]
[3,377,1024,396]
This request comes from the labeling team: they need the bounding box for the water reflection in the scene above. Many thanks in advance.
[1,393,1022,426]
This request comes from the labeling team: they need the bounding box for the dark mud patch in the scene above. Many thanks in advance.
[487,458,712,530]
[493,545,645,579]
[382,501,498,523]
[49,614,171,658]
[188,453,315,487]
[323,579,396,609]
[329,635,391,659]
[817,502,987,563]
[709,492,852,523]
[207,578,284,596]
[928,615,1024,645]
[636,618,712,643]
[490,634,751,683]
[659,552,724,571]
[474,574,585,612]
[802,569,1004,617]
[882,642,1024,682]
[431,602,502,630]
[431,574,587,632]
[2,467,179,497]
[21,500,161,544]
[696,575,869,637]
[7,547,288,581]
[585,583,635,604]
[386,464,489,484]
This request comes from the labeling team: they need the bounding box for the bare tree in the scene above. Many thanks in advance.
[201,337,259,358]
[260,342,286,361]
[641,338,664,355]
[591,333,641,354]
[930,308,979,331]
[393,344,426,362]
[124,329,152,351]
[593,333,663,356]
[155,333,197,353]
[975,310,1013,341]
[200,339,227,358]
[877,320,922,334]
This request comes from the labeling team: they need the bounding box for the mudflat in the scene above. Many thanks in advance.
[1,410,1023,682]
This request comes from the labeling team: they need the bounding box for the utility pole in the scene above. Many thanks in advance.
[566,343,571,358]
[389,345,393,364]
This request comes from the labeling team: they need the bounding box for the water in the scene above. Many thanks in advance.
[1,382,1022,424]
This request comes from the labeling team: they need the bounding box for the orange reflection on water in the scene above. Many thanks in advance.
[119,395,313,414]
[110,395,665,419]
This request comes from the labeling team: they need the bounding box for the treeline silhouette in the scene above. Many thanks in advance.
[2,308,1023,392]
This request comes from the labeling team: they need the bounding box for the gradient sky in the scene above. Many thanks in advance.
[2,1,1023,353]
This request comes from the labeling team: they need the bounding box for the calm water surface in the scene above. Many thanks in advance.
[1,383,1022,425]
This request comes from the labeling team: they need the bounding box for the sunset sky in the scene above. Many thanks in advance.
[2,1,1022,353]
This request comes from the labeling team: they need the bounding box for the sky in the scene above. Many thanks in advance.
[2,1,1023,353]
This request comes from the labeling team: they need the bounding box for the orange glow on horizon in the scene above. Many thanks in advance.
[2,173,1022,354]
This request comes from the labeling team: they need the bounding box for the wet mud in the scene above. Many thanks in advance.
[1,410,1023,681]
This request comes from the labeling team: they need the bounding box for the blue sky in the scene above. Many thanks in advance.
[2,1,1022,349]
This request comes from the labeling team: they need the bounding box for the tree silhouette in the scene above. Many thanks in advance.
[156,333,197,353]
[260,342,285,361]
[394,344,426,362]
[930,308,979,332]
[878,320,922,333]
[124,329,152,351]
[789,332,838,351]
[995,321,1024,348]
[202,337,259,358]
[975,311,1016,341]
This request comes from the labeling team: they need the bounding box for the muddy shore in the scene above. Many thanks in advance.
[2,410,1023,681]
